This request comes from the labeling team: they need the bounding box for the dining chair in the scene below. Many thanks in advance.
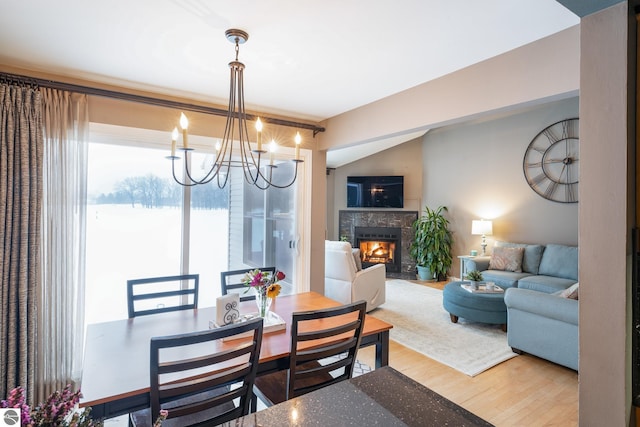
[129,317,264,427]
[253,300,367,406]
[127,274,199,318]
[220,267,275,301]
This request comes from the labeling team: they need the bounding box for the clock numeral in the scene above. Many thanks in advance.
[544,180,559,198]
[530,173,547,186]
[543,128,560,145]
[526,161,542,168]
[565,183,577,203]
[564,118,578,139]
[531,145,546,155]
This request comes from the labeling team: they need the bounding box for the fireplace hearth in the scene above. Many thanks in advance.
[355,227,401,273]
[339,210,418,279]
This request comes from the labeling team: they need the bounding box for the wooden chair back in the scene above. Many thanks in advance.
[131,318,263,426]
[127,274,199,318]
[287,300,367,398]
[220,267,275,301]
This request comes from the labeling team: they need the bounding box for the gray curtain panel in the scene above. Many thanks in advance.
[0,82,43,401]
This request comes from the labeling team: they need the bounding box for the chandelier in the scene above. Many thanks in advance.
[168,29,303,189]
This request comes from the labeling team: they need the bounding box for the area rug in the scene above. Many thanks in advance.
[369,279,517,376]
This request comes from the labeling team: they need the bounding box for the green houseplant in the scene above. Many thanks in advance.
[409,205,453,281]
[465,269,483,282]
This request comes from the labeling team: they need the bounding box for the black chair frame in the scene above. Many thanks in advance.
[133,318,264,426]
[127,274,199,318]
[254,300,367,406]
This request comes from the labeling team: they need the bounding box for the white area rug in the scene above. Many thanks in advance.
[370,279,517,376]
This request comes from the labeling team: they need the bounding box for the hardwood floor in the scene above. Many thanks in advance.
[357,279,579,426]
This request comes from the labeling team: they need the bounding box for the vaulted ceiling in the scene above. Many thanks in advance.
[0,1,582,166]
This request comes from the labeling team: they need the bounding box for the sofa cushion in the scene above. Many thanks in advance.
[537,244,578,281]
[518,275,577,294]
[494,242,545,274]
[489,246,524,272]
[480,270,532,289]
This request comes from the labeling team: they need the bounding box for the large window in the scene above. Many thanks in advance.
[85,124,307,324]
[85,134,229,324]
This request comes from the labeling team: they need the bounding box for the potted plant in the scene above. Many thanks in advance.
[465,269,483,290]
[409,205,453,281]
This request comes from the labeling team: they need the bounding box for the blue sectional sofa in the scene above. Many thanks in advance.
[504,286,578,370]
[465,242,579,370]
[464,242,578,292]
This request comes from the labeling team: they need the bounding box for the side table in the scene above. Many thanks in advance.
[457,255,475,280]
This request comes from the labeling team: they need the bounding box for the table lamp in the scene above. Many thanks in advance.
[471,219,493,256]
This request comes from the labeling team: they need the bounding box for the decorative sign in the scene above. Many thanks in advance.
[216,293,240,326]
[0,408,21,426]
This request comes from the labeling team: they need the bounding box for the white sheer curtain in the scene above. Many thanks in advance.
[38,88,88,401]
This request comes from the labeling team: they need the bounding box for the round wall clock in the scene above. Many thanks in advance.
[523,117,579,203]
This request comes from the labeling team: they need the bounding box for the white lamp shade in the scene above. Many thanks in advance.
[471,220,493,236]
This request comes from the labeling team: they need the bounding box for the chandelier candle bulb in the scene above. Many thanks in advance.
[171,127,178,157]
[295,132,301,160]
[255,118,263,152]
[179,113,189,149]
[269,139,276,165]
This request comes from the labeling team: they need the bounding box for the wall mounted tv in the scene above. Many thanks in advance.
[347,176,404,208]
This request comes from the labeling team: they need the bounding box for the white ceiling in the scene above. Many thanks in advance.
[0,1,579,166]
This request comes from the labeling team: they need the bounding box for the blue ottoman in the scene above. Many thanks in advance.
[442,281,507,331]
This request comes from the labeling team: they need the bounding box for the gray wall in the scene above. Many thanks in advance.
[423,97,579,276]
[328,137,424,240]
[330,97,580,277]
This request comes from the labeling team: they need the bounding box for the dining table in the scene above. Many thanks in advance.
[80,291,392,420]
[216,366,494,426]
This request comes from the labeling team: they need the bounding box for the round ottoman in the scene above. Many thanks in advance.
[442,281,507,331]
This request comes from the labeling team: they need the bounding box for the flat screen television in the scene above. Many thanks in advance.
[347,176,404,208]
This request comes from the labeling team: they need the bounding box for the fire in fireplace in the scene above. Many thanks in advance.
[359,241,396,264]
[355,226,401,273]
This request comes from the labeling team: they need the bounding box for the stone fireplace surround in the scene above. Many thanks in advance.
[339,210,418,279]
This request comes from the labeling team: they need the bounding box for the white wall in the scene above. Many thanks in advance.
[422,97,579,276]
[319,26,579,151]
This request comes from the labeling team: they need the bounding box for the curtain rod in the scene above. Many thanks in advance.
[0,71,326,136]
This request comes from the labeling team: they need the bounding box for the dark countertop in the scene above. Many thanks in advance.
[218,366,493,426]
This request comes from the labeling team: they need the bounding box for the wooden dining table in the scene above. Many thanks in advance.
[80,292,392,419]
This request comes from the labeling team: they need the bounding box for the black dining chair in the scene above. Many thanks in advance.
[253,300,367,406]
[220,267,276,301]
[129,317,264,427]
[127,274,199,318]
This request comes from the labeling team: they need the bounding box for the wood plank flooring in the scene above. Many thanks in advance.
[357,279,578,426]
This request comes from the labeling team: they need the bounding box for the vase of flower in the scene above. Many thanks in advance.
[255,288,273,318]
[243,268,285,318]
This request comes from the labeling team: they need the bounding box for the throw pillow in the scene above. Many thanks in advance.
[494,241,544,274]
[560,283,579,300]
[489,246,524,272]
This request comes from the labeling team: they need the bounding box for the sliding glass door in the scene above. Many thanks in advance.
[235,161,302,295]
[85,123,308,324]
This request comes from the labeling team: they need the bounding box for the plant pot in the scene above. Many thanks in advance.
[416,265,434,281]
[469,280,478,290]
